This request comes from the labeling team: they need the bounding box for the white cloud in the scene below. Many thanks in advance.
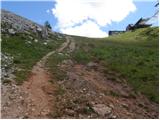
[61,20,108,38]
[52,0,136,38]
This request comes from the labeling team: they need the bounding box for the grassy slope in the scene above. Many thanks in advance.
[72,27,159,103]
[46,52,68,82]
[2,32,64,84]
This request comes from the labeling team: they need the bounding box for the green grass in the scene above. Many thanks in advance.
[46,52,68,82]
[2,33,64,84]
[55,86,66,95]
[72,27,159,103]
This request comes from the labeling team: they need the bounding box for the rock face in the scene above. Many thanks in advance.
[1,9,52,39]
[1,53,15,82]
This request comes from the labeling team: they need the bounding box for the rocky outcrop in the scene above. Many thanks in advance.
[1,9,53,39]
[1,53,15,83]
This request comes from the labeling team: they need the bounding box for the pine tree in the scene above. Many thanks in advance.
[44,21,52,29]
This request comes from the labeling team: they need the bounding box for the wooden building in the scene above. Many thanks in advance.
[108,31,125,36]
[126,18,152,31]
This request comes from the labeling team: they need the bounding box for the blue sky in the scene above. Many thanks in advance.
[105,1,158,31]
[1,0,159,37]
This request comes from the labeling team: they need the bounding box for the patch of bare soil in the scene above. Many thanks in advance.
[20,36,70,118]
[20,62,55,118]
[1,37,70,119]
[54,62,158,118]
[52,39,158,118]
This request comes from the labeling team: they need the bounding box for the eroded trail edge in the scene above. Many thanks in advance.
[1,37,70,119]
[22,37,70,118]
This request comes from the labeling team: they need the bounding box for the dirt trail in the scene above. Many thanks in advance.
[1,36,158,119]
[21,37,70,118]
[68,36,76,52]
[1,37,70,119]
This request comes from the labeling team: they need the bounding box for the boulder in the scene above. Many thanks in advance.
[37,27,42,32]
[87,62,98,69]
[8,29,15,35]
[62,59,74,65]
[34,39,38,43]
[42,27,49,39]
[92,104,112,116]
[43,42,47,45]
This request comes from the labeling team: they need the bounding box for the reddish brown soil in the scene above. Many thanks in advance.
[53,59,158,119]
[1,37,158,119]
[20,37,70,118]
[21,62,55,118]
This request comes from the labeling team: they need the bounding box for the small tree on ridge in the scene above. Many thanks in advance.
[44,21,52,29]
